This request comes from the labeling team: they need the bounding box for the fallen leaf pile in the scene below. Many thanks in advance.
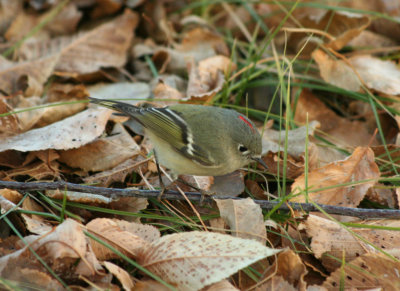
[1,0,400,290]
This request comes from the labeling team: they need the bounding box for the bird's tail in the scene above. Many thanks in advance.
[88,97,140,116]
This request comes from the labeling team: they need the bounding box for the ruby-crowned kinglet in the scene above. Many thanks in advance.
[89,97,267,178]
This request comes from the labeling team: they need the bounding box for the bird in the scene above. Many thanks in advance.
[89,97,267,197]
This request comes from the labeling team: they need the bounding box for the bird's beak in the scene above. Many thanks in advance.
[252,157,268,170]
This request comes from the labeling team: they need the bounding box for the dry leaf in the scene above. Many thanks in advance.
[204,280,239,291]
[150,27,230,73]
[366,183,395,208]
[0,97,20,136]
[215,198,266,244]
[301,214,400,271]
[138,231,282,291]
[1,268,64,291]
[88,82,151,103]
[0,55,59,97]
[349,55,400,95]
[288,10,370,54]
[245,180,268,200]
[6,3,81,41]
[255,276,297,291]
[262,120,320,157]
[59,123,140,172]
[5,159,60,180]
[0,188,23,204]
[260,120,321,178]
[103,261,134,291]
[153,80,184,103]
[313,49,361,92]
[20,196,53,235]
[0,108,111,152]
[134,280,172,291]
[291,147,380,207]
[13,96,87,132]
[84,157,148,187]
[186,55,236,102]
[18,9,139,76]
[111,219,160,243]
[0,219,103,278]
[257,250,307,290]
[209,170,245,197]
[347,30,397,48]
[90,0,123,19]
[87,218,152,260]
[313,50,400,95]
[0,0,22,35]
[322,253,400,290]
[294,89,377,148]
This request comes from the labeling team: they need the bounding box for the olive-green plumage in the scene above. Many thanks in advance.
[89,97,264,177]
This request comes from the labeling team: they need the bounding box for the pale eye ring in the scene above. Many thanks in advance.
[238,144,249,153]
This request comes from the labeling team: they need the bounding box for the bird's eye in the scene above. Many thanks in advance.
[238,144,248,153]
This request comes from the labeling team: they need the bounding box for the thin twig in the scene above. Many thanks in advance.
[1,180,399,219]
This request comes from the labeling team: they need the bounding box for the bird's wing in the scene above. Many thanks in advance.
[138,107,215,166]
[88,97,215,166]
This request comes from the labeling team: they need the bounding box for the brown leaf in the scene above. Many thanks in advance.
[366,183,395,208]
[13,95,87,132]
[134,280,172,291]
[87,218,151,260]
[138,231,282,291]
[150,27,230,73]
[258,250,307,290]
[261,151,305,180]
[18,9,139,76]
[301,214,400,271]
[262,120,320,157]
[288,10,370,54]
[291,147,380,207]
[5,3,81,41]
[6,159,60,180]
[209,170,245,197]
[294,89,377,148]
[0,97,20,136]
[322,253,400,290]
[255,276,297,291]
[0,188,23,204]
[153,80,184,103]
[313,50,400,95]
[103,261,134,291]
[204,280,239,291]
[0,0,22,35]
[215,198,266,244]
[0,219,103,278]
[59,123,140,172]
[0,108,111,152]
[88,82,151,103]
[84,156,148,187]
[245,180,268,200]
[349,55,400,95]
[0,55,59,97]
[90,0,123,19]
[20,196,53,235]
[347,30,397,49]
[186,55,236,102]
[1,268,64,291]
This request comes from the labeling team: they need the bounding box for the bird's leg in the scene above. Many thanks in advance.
[154,150,167,200]
[154,151,209,203]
